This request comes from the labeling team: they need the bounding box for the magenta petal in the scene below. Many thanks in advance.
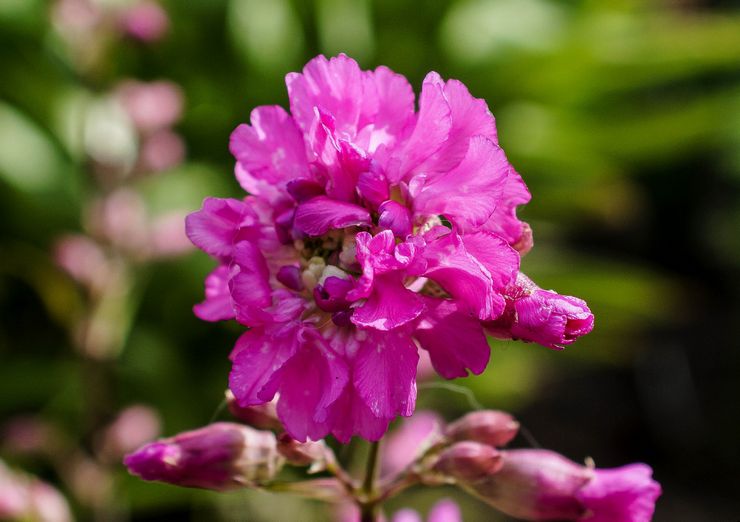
[360,66,415,151]
[275,332,349,442]
[481,168,532,248]
[412,136,510,228]
[229,105,310,198]
[228,242,273,326]
[351,274,424,330]
[354,329,418,418]
[424,78,499,173]
[461,231,520,290]
[327,385,391,443]
[392,72,451,182]
[229,322,301,406]
[357,166,390,209]
[423,228,503,320]
[286,54,364,136]
[193,265,234,321]
[185,198,258,259]
[378,200,412,238]
[414,297,490,379]
[293,196,371,237]
[576,464,661,522]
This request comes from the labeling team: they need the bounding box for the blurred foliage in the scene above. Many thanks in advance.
[1,0,739,520]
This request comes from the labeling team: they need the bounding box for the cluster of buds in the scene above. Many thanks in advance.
[124,403,661,521]
[412,411,661,522]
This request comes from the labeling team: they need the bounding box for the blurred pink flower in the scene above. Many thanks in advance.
[119,1,169,42]
[0,460,72,522]
[139,129,186,173]
[381,411,444,478]
[97,405,161,462]
[116,80,183,133]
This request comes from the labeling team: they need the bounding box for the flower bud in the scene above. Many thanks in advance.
[96,405,161,463]
[486,273,594,350]
[429,441,502,483]
[463,449,661,521]
[0,460,72,522]
[445,410,519,448]
[225,390,283,431]
[124,422,283,490]
[276,433,332,471]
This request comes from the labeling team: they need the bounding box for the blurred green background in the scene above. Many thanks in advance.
[1,0,739,520]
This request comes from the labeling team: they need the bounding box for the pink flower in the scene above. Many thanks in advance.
[116,80,183,133]
[187,54,593,442]
[0,460,72,522]
[460,449,661,522]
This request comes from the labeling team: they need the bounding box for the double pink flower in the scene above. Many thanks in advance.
[186,54,594,443]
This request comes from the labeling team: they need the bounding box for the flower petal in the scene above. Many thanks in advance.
[414,297,490,379]
[228,241,273,326]
[193,265,234,321]
[354,329,418,418]
[351,274,424,330]
[228,322,301,406]
[274,330,349,442]
[390,72,451,182]
[461,231,519,290]
[286,54,365,136]
[422,228,503,320]
[411,136,510,228]
[229,106,310,199]
[293,196,371,237]
[185,198,258,259]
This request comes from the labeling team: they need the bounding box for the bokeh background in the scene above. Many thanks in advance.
[1,0,739,520]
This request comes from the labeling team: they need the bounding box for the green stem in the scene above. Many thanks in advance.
[360,440,381,522]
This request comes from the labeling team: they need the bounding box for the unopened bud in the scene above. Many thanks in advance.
[277,434,333,472]
[225,390,282,431]
[429,442,502,483]
[124,422,283,490]
[464,449,591,520]
[445,410,519,447]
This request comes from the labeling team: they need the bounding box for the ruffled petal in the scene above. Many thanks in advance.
[286,54,365,137]
[351,274,424,330]
[424,78,499,173]
[357,66,415,152]
[274,329,349,442]
[422,227,503,320]
[293,196,371,237]
[576,464,661,522]
[228,321,301,406]
[229,106,310,199]
[193,265,234,321]
[480,168,532,250]
[354,329,418,418]
[461,231,519,290]
[390,72,451,183]
[185,198,259,259]
[414,297,490,379]
[228,241,273,326]
[411,136,510,228]
[327,385,391,444]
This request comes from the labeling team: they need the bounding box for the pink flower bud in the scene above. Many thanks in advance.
[119,1,169,43]
[430,441,502,483]
[124,423,283,490]
[276,433,332,469]
[225,390,283,431]
[464,450,661,522]
[486,273,594,349]
[53,235,111,292]
[445,410,519,447]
